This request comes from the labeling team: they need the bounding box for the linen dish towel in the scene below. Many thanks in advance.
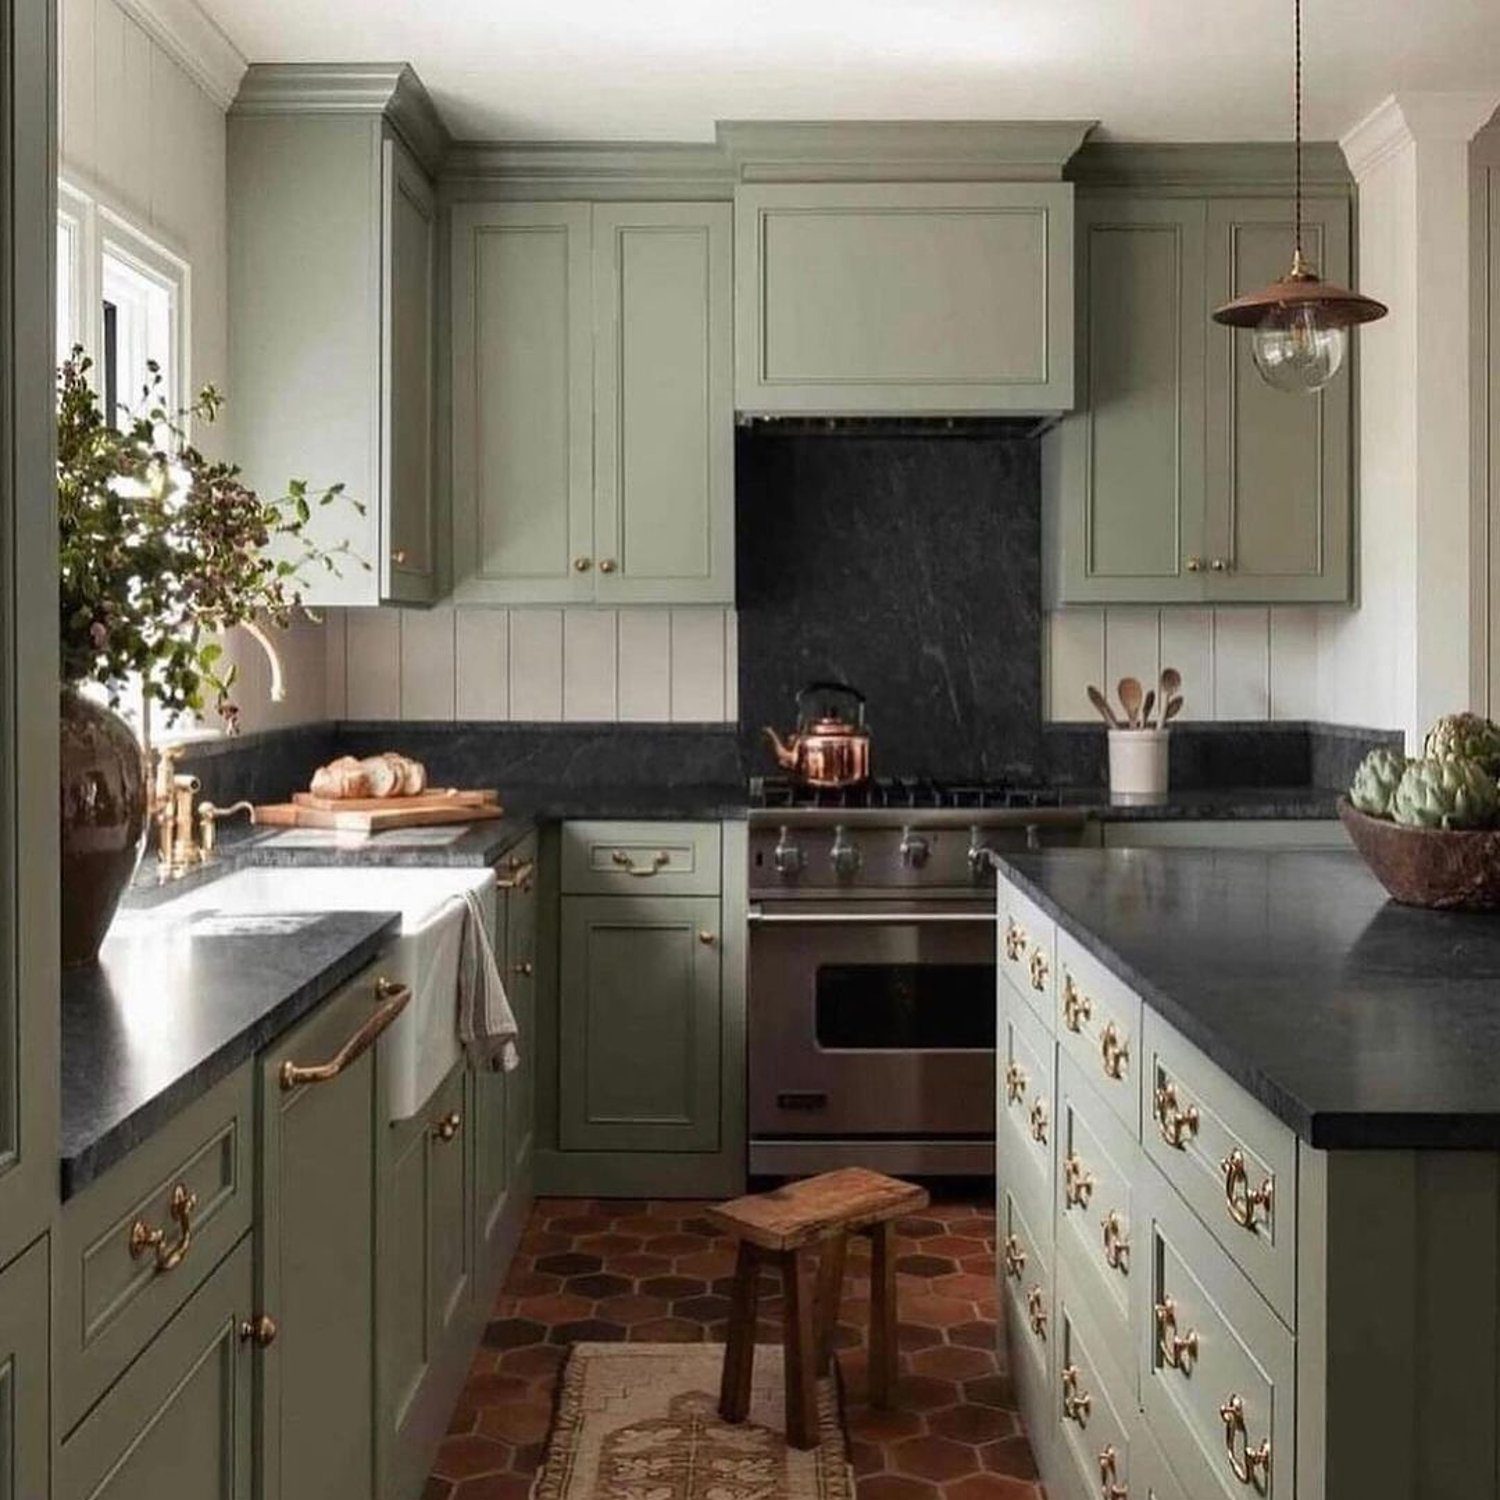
[455,887,520,1072]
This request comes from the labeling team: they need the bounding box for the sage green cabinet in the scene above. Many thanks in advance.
[1046,192,1352,604]
[735,181,1074,415]
[558,895,723,1153]
[503,842,539,1172]
[56,1236,254,1500]
[0,1238,49,1500]
[449,201,734,605]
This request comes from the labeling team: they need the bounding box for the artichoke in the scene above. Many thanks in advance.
[1349,747,1410,818]
[1390,756,1500,831]
[1423,712,1500,773]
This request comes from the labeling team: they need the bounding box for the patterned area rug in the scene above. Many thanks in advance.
[533,1343,853,1500]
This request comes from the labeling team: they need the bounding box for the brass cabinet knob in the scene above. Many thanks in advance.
[1211,557,1227,572]
[1186,556,1202,572]
[573,556,592,572]
[1219,1393,1272,1487]
[392,548,408,566]
[239,1313,278,1348]
[598,558,617,573]
[433,1110,462,1143]
[698,929,717,945]
[511,960,534,977]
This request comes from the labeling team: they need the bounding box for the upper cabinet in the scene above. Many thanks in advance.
[228,65,446,607]
[734,182,1075,415]
[1045,149,1354,605]
[449,200,734,605]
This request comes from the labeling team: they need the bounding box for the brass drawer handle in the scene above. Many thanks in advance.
[611,849,670,878]
[1221,1148,1274,1233]
[1004,919,1027,961]
[1101,1210,1130,1272]
[1098,1445,1128,1500]
[239,1313,278,1348]
[1061,1363,1092,1424]
[1155,1297,1199,1373]
[280,978,411,1091]
[1219,1393,1271,1487]
[1027,1099,1049,1145]
[1154,1081,1199,1148]
[1028,948,1050,991]
[129,1182,197,1274]
[433,1110,462,1142]
[511,960,534,977]
[496,858,535,891]
[1004,1062,1028,1103]
[1064,1152,1096,1208]
[1003,1234,1027,1280]
[1025,1284,1047,1337]
[1100,1022,1129,1080]
[1063,975,1093,1032]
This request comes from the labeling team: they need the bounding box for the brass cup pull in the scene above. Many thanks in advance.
[1027,1099,1049,1145]
[1004,1061,1028,1104]
[433,1110,462,1142]
[280,978,411,1091]
[1099,1021,1129,1080]
[1101,1210,1130,1272]
[1155,1297,1199,1373]
[239,1313,278,1348]
[1025,1284,1047,1337]
[1004,919,1027,962]
[1154,1082,1200,1149]
[1028,948,1050,992]
[1221,1148,1274,1232]
[1064,1152,1096,1208]
[1003,1234,1027,1280]
[1098,1445,1128,1500]
[511,960,535,977]
[598,558,617,573]
[495,859,536,891]
[1061,1363,1092,1424]
[129,1182,197,1274]
[1063,975,1093,1033]
[611,849,670,878]
[1219,1393,1271,1487]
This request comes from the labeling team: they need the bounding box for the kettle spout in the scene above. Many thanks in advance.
[763,727,800,770]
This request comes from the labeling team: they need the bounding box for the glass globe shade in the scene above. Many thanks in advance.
[1250,303,1345,393]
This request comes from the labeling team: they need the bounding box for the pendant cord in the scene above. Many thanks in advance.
[1293,0,1304,263]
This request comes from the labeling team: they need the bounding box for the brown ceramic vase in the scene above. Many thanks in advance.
[60,685,147,966]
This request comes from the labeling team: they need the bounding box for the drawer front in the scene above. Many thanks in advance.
[1141,1012,1296,1323]
[997,992,1055,1223]
[1056,1059,1137,1361]
[997,877,1055,1028]
[562,820,722,895]
[1056,931,1141,1136]
[1055,1263,1136,1500]
[1139,1166,1294,1500]
[57,1062,255,1435]
[1135,1419,1192,1500]
[999,1186,1052,1390]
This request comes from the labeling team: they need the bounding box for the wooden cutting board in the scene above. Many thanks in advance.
[256,790,504,833]
[291,787,499,814]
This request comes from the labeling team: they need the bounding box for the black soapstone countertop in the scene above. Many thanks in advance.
[997,846,1500,1150]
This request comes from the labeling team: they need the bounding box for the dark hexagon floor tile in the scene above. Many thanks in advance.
[564,1272,633,1300]
[895,1374,962,1412]
[534,1252,603,1277]
[498,1344,567,1376]
[942,1473,1039,1500]
[928,1404,1017,1444]
[432,1434,512,1481]
[962,1374,1019,1410]
[629,1317,705,1342]
[679,1216,723,1239]
[550,1214,615,1236]
[896,1322,944,1352]
[948,1321,997,1351]
[896,1254,959,1279]
[856,1477,941,1500]
[672,1293,732,1323]
[596,1293,671,1325]
[642,1275,709,1301]
[547,1319,628,1344]
[481,1318,546,1351]
[895,1217,946,1239]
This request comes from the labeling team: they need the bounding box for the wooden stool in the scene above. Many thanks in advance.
[707,1167,930,1449]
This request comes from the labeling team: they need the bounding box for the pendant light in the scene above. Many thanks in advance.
[1211,0,1387,393]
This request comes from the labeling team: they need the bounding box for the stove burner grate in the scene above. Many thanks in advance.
[748,775,1063,812]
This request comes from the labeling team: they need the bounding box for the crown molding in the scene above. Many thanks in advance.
[440,141,733,201]
[114,0,245,110]
[1342,92,1500,179]
[231,63,451,175]
[716,119,1096,183]
[1069,141,1352,195]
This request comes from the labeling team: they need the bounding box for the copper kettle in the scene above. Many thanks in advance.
[764,682,871,788]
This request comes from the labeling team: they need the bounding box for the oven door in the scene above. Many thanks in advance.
[748,899,996,1141]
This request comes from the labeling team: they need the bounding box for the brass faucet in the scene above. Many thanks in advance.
[148,745,257,879]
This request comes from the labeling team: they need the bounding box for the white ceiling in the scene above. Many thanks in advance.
[202,0,1500,145]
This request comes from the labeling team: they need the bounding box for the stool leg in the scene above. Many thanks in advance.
[813,1233,848,1374]
[719,1241,761,1424]
[869,1221,897,1409]
[780,1249,819,1449]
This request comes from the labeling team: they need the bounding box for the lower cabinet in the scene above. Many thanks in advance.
[0,1237,49,1500]
[56,1236,255,1500]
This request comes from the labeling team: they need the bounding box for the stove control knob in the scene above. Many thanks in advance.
[773,827,806,878]
[830,825,862,880]
[899,827,931,869]
[968,825,997,882]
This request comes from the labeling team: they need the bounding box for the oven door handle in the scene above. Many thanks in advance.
[747,908,995,925]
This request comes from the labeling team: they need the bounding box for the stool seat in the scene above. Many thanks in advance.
[707,1166,929,1251]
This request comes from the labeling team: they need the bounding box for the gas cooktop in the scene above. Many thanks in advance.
[748,774,1067,812]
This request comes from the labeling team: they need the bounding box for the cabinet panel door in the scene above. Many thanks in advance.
[450,202,595,603]
[592,203,734,603]
[1050,198,1208,604]
[473,895,511,1263]
[559,896,722,1152]
[57,1237,253,1500]
[1204,196,1352,601]
[0,1239,48,1500]
[382,135,437,604]
[427,1065,472,1343]
[503,838,540,1169]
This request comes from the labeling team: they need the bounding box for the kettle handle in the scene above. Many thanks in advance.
[796,681,866,710]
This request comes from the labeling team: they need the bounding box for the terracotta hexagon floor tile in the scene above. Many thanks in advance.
[595,1292,672,1324]
[481,1318,547,1351]
[512,1441,547,1475]
[858,1478,942,1500]
[849,1438,887,1476]
[893,1374,962,1412]
[452,1475,536,1500]
[947,1321,997,1351]
[547,1318,627,1344]
[941,1471,1040,1500]
[532,1252,603,1278]
[464,1372,534,1405]
[519,1231,571,1256]
[611,1253,674,1278]
[672,1293,733,1323]
[895,1217,946,1239]
[498,1344,567,1376]
[502,1270,563,1298]
[515,1293,595,1324]
[928,1403,1016,1445]
[922,1236,990,1259]
[846,1405,925,1444]
[643,1232,711,1256]
[627,1316,706,1342]
[576,1233,645,1255]
[564,1272,633,1299]
[931,1273,998,1301]
[889,1434,981,1482]
[910,1344,996,1382]
[895,1253,959,1279]
[641,1275,708,1300]
[959,1254,998,1279]
[962,1374,1019,1410]
[674,1248,739,1279]
[432,1434,513,1481]
[476,1399,552,1446]
[977,1434,1036,1477]
[423,1479,453,1500]
[901,1293,980,1328]
[550,1214,615,1236]
[896,1321,945,1352]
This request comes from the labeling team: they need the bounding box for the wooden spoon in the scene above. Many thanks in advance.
[1117,676,1144,729]
[1140,689,1157,728]
[1162,694,1185,725]
[1158,666,1182,713]
[1087,684,1122,728]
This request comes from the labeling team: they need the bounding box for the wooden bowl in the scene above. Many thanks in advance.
[1338,798,1500,910]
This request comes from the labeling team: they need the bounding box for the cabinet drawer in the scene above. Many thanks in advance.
[1138,1166,1293,1500]
[1135,1418,1192,1500]
[1055,931,1140,1135]
[1055,1059,1137,1373]
[1054,1263,1136,1500]
[999,1186,1052,1391]
[561,820,721,895]
[56,1063,255,1435]
[997,877,1055,1029]
[997,992,1055,1224]
[1141,1012,1296,1324]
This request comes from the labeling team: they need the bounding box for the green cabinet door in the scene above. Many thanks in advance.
[472,896,512,1268]
[258,969,387,1500]
[1047,198,1208,603]
[1202,195,1353,602]
[559,895,722,1153]
[57,1236,254,1500]
[449,201,596,603]
[0,1239,48,1500]
[503,838,540,1171]
[592,203,734,604]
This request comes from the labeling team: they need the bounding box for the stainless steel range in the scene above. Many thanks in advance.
[747,777,1090,1177]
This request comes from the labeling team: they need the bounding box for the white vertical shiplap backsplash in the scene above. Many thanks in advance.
[1045,606,1321,722]
[329,607,739,724]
